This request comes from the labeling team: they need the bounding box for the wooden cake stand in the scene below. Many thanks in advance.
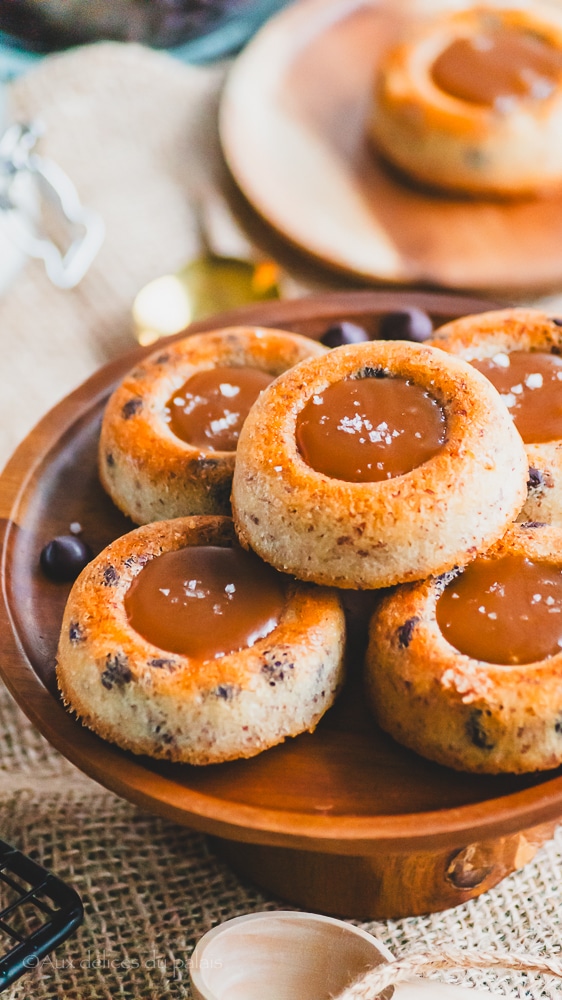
[1,291,561,919]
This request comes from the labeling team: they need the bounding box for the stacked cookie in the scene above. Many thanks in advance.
[428,308,562,525]
[364,309,562,774]
[56,311,562,773]
[368,522,562,775]
[58,325,346,765]
[231,337,526,588]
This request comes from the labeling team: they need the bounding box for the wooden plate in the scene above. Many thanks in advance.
[2,290,562,919]
[220,0,562,295]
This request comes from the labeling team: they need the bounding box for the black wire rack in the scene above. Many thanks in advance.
[0,839,83,992]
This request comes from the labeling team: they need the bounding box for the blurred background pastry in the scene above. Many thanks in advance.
[370,3,562,197]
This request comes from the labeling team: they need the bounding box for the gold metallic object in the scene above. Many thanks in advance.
[133,210,282,345]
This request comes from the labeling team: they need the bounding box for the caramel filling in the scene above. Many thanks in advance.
[431,27,562,108]
[436,554,562,665]
[471,350,562,443]
[125,545,286,660]
[165,366,274,451]
[295,375,446,483]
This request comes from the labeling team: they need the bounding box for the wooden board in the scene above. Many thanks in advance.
[220,0,562,295]
[2,290,562,916]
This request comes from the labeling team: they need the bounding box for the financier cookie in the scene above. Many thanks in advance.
[232,340,528,589]
[429,308,562,526]
[99,326,326,524]
[56,516,345,765]
[367,523,562,774]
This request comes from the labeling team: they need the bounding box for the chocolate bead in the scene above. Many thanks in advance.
[40,535,93,582]
[379,308,434,342]
[320,321,370,348]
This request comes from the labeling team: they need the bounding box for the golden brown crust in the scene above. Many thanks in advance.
[369,5,562,198]
[99,326,326,525]
[367,523,562,774]
[429,307,562,525]
[231,340,528,589]
[56,516,346,765]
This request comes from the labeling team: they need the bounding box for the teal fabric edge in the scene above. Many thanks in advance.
[0,0,289,81]
[0,35,40,82]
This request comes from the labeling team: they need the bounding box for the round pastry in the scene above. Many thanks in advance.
[428,307,562,525]
[56,516,345,765]
[99,326,326,524]
[367,523,562,774]
[369,4,562,197]
[231,340,528,589]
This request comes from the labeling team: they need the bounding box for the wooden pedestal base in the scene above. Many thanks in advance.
[213,820,557,919]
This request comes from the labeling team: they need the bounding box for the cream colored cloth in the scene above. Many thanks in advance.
[2,39,562,1000]
[0,43,228,468]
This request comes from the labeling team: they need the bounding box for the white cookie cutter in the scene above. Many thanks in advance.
[0,120,104,291]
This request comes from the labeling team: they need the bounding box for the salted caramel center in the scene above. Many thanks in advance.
[436,554,562,665]
[165,366,274,451]
[432,28,562,108]
[471,350,562,443]
[125,544,286,660]
[295,375,446,483]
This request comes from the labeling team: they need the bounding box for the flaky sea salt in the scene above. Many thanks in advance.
[491,352,510,367]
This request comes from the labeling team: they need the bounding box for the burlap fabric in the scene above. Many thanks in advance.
[2,39,562,1000]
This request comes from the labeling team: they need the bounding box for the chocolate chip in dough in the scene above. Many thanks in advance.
[527,467,544,490]
[397,616,420,649]
[121,397,143,419]
[466,709,495,751]
[103,565,120,586]
[101,653,132,690]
